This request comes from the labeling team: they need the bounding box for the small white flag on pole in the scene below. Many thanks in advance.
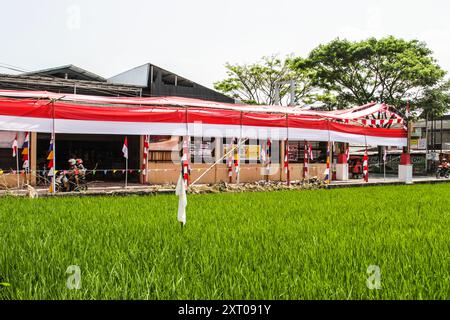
[175,173,187,226]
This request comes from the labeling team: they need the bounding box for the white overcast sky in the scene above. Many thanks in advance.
[1,0,449,89]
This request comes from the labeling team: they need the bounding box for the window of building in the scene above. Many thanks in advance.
[190,137,215,164]
[287,141,327,163]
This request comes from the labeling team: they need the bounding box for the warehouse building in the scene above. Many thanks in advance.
[0,63,237,187]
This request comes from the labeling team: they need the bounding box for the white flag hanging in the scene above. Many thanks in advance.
[175,174,187,226]
[12,134,18,157]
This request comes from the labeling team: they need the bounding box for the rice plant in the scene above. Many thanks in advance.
[0,184,449,299]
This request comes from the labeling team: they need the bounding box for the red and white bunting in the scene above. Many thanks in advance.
[360,118,404,126]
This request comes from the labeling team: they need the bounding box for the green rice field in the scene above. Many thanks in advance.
[0,184,449,300]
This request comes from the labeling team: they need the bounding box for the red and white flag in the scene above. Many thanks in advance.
[122,137,128,159]
[363,148,369,182]
[12,134,18,157]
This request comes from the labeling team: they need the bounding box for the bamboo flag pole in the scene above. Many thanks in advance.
[125,137,128,189]
[125,156,128,188]
[52,100,56,194]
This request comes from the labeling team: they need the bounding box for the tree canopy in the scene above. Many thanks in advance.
[215,37,448,115]
[291,36,447,113]
[214,55,313,105]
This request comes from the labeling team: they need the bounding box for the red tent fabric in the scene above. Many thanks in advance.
[0,90,407,146]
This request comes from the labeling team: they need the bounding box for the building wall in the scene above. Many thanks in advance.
[0,173,27,189]
[146,162,327,185]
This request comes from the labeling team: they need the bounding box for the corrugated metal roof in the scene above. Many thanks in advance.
[22,64,106,82]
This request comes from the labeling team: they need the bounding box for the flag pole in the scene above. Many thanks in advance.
[237,111,243,184]
[52,100,56,194]
[125,136,128,189]
[383,146,386,181]
[16,147,19,189]
[25,132,29,185]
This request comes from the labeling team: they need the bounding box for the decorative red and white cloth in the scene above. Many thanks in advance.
[181,138,190,184]
[0,92,408,147]
[363,148,369,182]
[303,141,309,178]
[284,140,289,174]
[142,135,149,176]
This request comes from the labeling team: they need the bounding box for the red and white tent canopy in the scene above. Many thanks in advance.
[0,90,407,146]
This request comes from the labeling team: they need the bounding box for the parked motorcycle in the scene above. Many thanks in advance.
[436,165,450,179]
[51,166,88,192]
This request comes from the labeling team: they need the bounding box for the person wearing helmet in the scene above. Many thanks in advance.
[67,158,79,190]
[68,159,77,169]
[76,159,85,171]
[442,158,449,176]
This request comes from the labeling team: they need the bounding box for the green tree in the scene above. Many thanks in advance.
[214,55,313,105]
[416,79,450,119]
[292,36,448,112]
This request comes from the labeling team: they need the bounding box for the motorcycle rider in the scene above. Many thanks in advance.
[442,158,449,169]
[76,158,87,185]
[442,158,449,175]
[437,158,450,178]
[67,158,79,190]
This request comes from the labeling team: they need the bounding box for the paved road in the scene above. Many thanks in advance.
[1,175,449,197]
